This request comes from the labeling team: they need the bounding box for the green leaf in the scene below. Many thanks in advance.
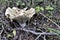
[46,14,50,17]
[46,13,52,17]
[21,3,25,6]
[35,6,40,13]
[48,28,60,35]
[13,29,16,36]
[35,0,43,2]
[45,5,54,10]
[40,7,44,11]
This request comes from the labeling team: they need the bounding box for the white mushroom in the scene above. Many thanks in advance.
[5,7,35,22]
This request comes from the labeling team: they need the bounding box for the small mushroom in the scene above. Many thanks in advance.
[5,7,35,23]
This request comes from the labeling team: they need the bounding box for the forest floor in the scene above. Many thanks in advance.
[0,0,60,40]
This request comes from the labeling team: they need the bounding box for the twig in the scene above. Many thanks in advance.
[0,25,4,40]
[39,13,60,29]
[18,34,22,40]
[22,28,58,35]
[35,34,47,40]
[13,28,58,35]
[35,34,41,40]
[43,35,46,40]
[0,34,1,40]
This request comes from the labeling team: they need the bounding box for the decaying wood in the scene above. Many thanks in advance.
[5,7,35,22]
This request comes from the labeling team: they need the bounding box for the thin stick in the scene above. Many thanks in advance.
[0,34,1,40]
[35,34,41,40]
[43,35,46,40]
[39,13,60,29]
[13,28,58,35]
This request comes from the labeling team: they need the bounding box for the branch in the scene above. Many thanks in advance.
[35,34,41,40]
[39,13,60,29]
[13,28,58,35]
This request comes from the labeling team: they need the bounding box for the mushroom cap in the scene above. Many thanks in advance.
[5,7,35,22]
